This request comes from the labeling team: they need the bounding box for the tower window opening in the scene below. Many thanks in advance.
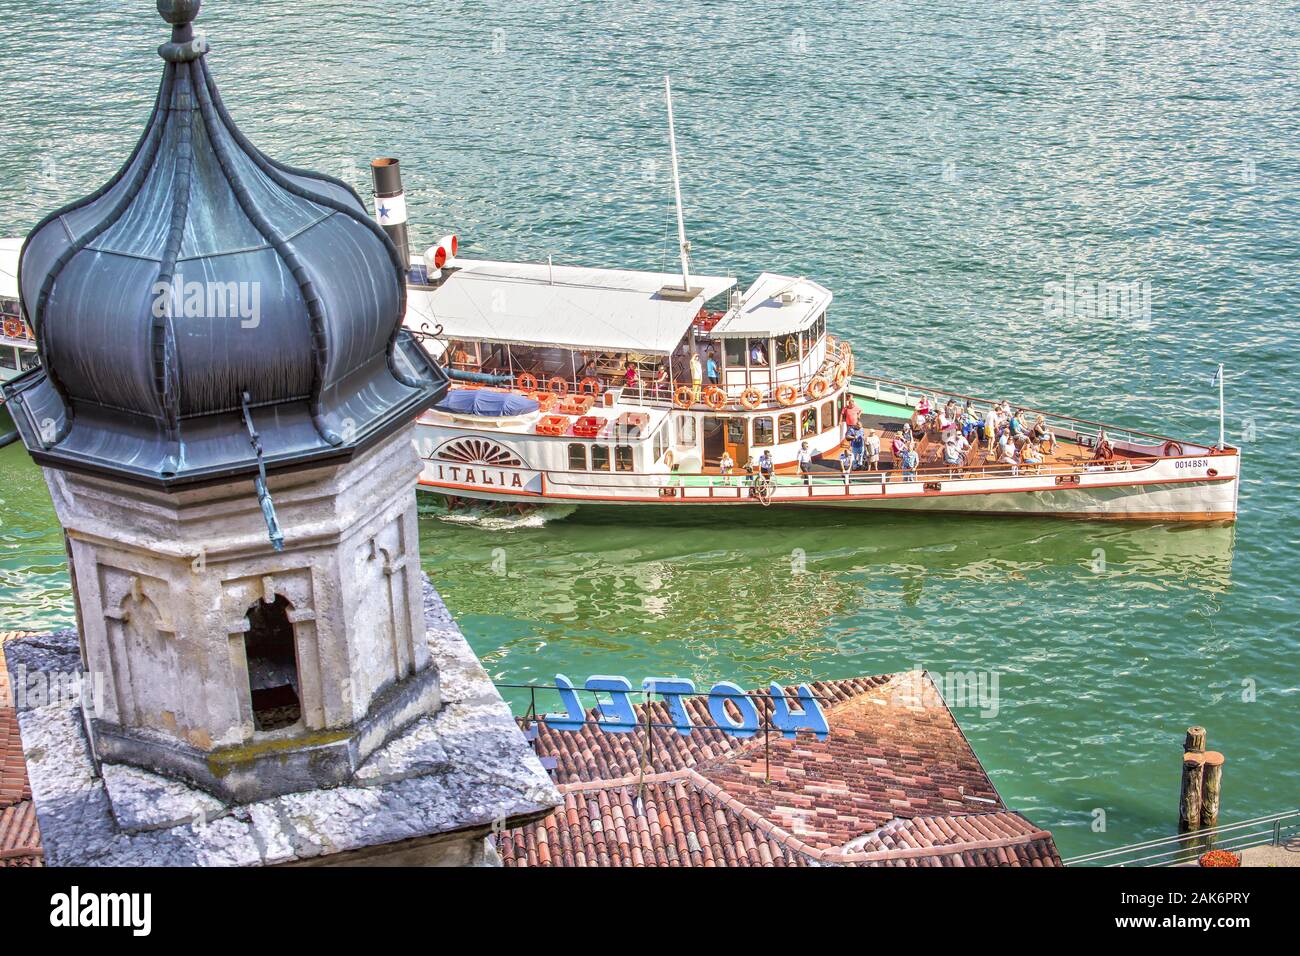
[244,595,302,732]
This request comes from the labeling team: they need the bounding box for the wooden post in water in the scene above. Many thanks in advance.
[1201,751,1225,828]
[1179,752,1206,832]
[1184,726,1207,754]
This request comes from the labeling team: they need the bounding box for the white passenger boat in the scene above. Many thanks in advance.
[399,82,1239,524]
[403,257,1238,521]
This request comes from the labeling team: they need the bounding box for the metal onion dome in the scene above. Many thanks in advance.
[3,0,446,489]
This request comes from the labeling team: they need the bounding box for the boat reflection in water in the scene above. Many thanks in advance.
[417,503,1236,691]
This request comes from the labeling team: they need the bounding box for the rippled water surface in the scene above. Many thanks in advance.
[1,1,1297,859]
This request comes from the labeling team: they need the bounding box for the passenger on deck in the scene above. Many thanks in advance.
[1009,408,1027,446]
[901,442,919,481]
[1032,415,1056,454]
[997,433,1019,474]
[1020,442,1043,471]
[911,406,928,436]
[841,394,862,437]
[625,361,640,392]
[997,425,1016,462]
[943,438,964,476]
[983,405,999,454]
[865,430,881,471]
[653,363,669,399]
[961,402,980,440]
[757,449,775,490]
[750,342,767,366]
[839,448,853,485]
[705,350,720,386]
[1092,430,1115,464]
[848,422,865,468]
[951,428,971,460]
[719,450,734,485]
[797,441,813,486]
[689,352,703,403]
[917,394,932,418]
[891,432,908,470]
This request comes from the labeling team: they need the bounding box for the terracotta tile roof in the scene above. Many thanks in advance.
[0,631,42,866]
[500,671,1060,867]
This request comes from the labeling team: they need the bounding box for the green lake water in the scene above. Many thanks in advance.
[0,1,1296,860]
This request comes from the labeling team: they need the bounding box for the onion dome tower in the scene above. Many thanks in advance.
[0,1,454,804]
[6,0,446,490]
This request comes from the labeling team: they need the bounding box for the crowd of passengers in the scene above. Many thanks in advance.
[701,393,1121,492]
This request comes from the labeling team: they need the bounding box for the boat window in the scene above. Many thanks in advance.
[752,416,773,446]
[801,407,817,437]
[777,334,798,365]
[0,348,15,370]
[615,445,634,472]
[747,338,769,367]
[19,350,37,371]
[726,418,746,446]
[568,443,587,471]
[778,413,796,443]
[821,401,835,432]
[724,338,745,368]
[800,326,812,356]
[653,426,668,464]
[591,445,611,471]
[678,414,697,446]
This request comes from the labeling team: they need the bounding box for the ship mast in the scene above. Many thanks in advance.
[664,76,694,294]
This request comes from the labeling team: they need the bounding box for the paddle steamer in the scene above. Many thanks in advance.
[401,83,1239,523]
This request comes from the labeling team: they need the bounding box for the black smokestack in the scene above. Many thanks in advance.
[370,157,410,271]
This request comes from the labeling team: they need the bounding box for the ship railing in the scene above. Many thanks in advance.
[1061,809,1300,867]
[849,371,1218,455]
[540,453,1153,493]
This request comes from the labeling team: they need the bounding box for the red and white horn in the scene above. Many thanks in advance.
[424,234,459,272]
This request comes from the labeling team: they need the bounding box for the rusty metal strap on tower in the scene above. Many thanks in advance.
[241,391,285,552]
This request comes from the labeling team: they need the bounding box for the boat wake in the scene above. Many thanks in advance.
[423,501,578,530]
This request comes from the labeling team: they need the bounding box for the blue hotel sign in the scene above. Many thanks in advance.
[543,674,830,741]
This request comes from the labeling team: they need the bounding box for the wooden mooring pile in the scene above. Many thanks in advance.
[1178,725,1226,832]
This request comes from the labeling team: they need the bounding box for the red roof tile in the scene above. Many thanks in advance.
[500,672,1060,868]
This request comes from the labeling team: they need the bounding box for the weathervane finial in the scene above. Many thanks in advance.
[157,0,206,62]
[157,0,201,26]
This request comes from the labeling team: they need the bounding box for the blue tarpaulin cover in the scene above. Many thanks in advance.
[437,389,539,416]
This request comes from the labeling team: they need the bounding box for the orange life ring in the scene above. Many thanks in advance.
[845,352,855,377]
[546,376,569,396]
[517,372,538,392]
[806,376,829,401]
[739,387,763,410]
[673,385,695,409]
[775,384,799,407]
[1162,440,1183,458]
[703,386,728,410]
[834,366,849,388]
[578,376,601,396]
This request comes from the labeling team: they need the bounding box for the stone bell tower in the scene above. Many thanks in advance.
[1,0,519,815]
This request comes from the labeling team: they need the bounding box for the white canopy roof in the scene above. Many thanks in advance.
[405,258,735,354]
[0,237,22,299]
[711,272,832,337]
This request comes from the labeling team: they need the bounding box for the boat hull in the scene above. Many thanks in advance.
[417,451,1240,522]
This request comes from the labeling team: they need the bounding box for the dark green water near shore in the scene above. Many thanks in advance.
[1,1,1296,859]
